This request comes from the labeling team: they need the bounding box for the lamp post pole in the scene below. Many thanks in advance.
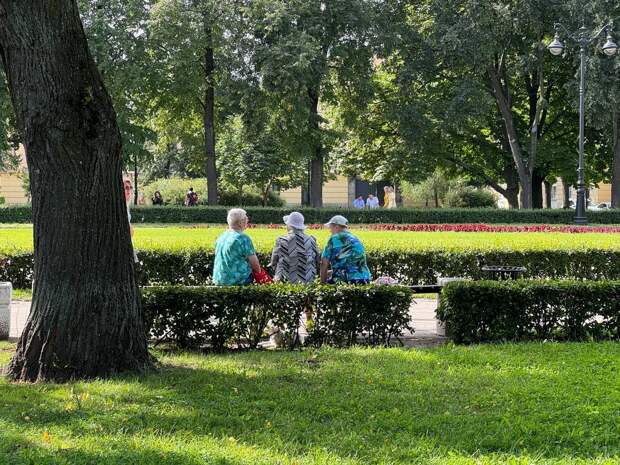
[575,27,588,224]
[548,22,618,224]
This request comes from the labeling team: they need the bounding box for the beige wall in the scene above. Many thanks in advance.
[0,173,28,205]
[280,175,351,207]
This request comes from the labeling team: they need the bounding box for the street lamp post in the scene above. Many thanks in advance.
[548,23,618,224]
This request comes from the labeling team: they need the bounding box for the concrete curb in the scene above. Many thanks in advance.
[0,282,12,340]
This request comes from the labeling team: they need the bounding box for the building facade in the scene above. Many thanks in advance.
[0,147,28,205]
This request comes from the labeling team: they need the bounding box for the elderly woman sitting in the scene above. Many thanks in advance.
[269,212,320,284]
[213,208,262,285]
[320,215,371,284]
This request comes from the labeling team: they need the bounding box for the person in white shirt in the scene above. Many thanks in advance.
[366,194,379,209]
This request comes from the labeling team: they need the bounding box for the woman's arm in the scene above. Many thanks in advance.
[269,239,280,270]
[248,254,261,274]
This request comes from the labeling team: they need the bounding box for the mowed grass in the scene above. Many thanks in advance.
[1,225,620,255]
[0,343,620,464]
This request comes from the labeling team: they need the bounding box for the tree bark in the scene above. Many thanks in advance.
[532,169,544,209]
[308,87,323,208]
[204,19,218,206]
[543,180,552,209]
[0,1,150,382]
[563,181,571,209]
[611,110,620,208]
[488,65,532,208]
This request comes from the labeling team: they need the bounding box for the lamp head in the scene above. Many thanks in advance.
[602,33,618,56]
[548,33,565,56]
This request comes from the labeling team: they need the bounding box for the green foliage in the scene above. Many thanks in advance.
[0,197,4,205]
[217,115,304,204]
[5,205,620,225]
[142,177,209,206]
[439,280,620,343]
[142,284,413,350]
[444,186,497,208]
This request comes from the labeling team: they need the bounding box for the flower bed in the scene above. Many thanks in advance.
[258,223,620,233]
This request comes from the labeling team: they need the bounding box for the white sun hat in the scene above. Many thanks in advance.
[325,215,349,227]
[283,211,306,230]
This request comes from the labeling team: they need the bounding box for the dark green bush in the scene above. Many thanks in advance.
[438,280,620,344]
[4,205,620,224]
[5,249,620,289]
[217,190,285,207]
[444,188,497,208]
[141,284,414,350]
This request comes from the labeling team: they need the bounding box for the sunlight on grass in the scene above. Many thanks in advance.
[1,226,620,256]
[1,343,619,464]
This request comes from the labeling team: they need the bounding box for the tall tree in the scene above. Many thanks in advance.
[148,0,243,205]
[0,1,150,382]
[252,0,375,207]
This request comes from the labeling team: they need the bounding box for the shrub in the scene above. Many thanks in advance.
[142,177,285,207]
[4,248,620,289]
[217,190,285,207]
[0,197,5,205]
[141,284,414,350]
[444,187,497,208]
[4,205,620,224]
[437,280,620,344]
[142,177,210,206]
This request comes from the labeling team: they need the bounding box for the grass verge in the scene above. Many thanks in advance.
[0,343,619,464]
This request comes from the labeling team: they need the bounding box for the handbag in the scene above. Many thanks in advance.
[253,268,273,285]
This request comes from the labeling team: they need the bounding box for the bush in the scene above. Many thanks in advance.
[217,190,285,207]
[438,280,620,344]
[142,177,285,207]
[4,205,620,224]
[444,187,497,208]
[142,177,209,206]
[141,284,414,350]
[4,248,620,289]
[0,197,5,205]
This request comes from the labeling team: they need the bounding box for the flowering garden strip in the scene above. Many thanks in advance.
[256,223,620,233]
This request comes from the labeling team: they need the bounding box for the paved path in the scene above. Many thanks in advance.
[6,298,447,347]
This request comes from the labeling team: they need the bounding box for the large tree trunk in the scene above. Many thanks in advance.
[543,180,552,209]
[204,20,218,206]
[532,169,544,209]
[308,88,323,208]
[611,110,620,208]
[503,163,520,209]
[488,67,533,209]
[563,181,571,209]
[0,1,150,382]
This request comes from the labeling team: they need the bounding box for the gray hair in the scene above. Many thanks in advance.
[227,208,248,229]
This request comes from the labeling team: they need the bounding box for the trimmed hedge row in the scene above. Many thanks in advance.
[2,205,620,224]
[4,248,620,288]
[141,284,414,349]
[438,280,620,344]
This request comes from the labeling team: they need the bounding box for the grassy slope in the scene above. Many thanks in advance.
[1,343,619,464]
[1,226,620,255]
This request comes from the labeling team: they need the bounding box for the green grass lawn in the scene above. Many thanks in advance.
[1,225,620,255]
[1,343,619,464]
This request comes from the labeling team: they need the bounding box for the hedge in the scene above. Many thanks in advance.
[4,248,620,289]
[437,280,620,344]
[141,284,414,350]
[3,205,620,224]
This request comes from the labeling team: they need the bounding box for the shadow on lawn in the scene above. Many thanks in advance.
[0,345,619,464]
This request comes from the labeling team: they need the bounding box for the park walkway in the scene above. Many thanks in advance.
[8,298,447,347]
